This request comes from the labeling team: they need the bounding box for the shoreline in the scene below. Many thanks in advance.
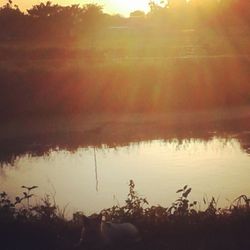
[1,105,249,140]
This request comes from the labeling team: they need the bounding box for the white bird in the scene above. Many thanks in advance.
[78,214,140,248]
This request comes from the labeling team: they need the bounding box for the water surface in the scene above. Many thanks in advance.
[1,134,249,216]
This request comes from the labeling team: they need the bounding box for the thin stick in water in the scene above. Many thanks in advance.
[94,147,99,192]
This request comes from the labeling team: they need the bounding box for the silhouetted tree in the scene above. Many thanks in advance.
[0,0,248,42]
[0,0,25,39]
[147,0,169,25]
[27,1,62,18]
[81,4,105,33]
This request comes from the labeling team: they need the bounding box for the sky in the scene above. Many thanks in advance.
[0,0,153,16]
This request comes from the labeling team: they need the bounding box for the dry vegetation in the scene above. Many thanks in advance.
[1,55,249,119]
[1,181,250,250]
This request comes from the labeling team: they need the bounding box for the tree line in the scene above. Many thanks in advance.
[0,0,249,41]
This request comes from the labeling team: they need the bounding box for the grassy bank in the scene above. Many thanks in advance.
[1,181,250,250]
[0,55,249,119]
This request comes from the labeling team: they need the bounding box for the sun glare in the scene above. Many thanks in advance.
[105,0,150,16]
[1,0,155,16]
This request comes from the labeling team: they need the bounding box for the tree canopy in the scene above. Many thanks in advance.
[0,0,249,41]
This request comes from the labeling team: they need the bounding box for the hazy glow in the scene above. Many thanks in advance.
[103,0,150,15]
[0,0,153,16]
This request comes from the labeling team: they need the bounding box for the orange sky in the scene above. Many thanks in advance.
[0,0,154,16]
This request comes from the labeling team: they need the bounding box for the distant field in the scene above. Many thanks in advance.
[1,27,250,58]
[0,29,249,119]
[0,58,249,118]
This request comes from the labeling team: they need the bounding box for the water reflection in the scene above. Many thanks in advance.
[0,136,249,216]
[0,127,250,165]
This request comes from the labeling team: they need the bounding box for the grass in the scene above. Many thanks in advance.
[1,181,250,250]
[0,55,249,119]
[0,27,249,119]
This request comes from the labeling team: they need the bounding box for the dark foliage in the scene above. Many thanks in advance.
[0,0,249,41]
[1,181,250,250]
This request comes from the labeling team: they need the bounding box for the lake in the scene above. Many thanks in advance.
[0,111,249,216]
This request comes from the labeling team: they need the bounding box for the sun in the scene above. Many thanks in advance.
[105,0,151,16]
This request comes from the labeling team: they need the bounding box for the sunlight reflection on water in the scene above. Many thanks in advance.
[0,137,249,216]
